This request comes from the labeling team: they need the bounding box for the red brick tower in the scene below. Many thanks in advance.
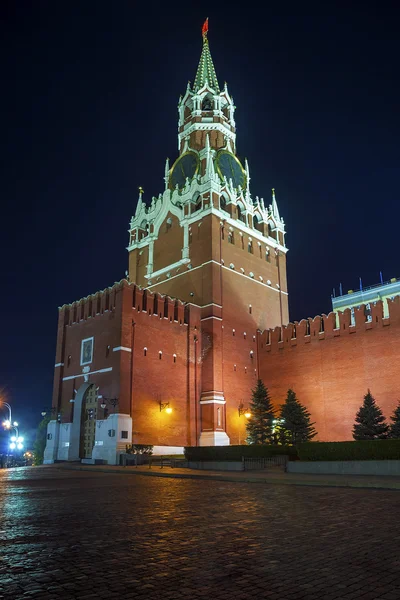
[127,22,288,445]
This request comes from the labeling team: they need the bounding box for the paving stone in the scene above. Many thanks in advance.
[1,466,400,599]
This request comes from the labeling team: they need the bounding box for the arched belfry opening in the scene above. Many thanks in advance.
[202,95,213,111]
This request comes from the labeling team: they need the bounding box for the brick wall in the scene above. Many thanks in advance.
[258,297,400,441]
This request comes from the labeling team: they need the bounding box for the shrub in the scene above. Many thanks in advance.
[125,444,153,455]
[298,440,400,461]
[184,444,298,462]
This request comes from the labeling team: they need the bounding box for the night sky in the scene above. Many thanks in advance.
[1,2,399,442]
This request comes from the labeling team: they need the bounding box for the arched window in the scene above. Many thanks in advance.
[220,196,227,212]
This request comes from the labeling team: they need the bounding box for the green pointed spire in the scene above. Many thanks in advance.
[193,22,220,94]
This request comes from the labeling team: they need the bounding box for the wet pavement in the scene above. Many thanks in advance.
[0,466,399,599]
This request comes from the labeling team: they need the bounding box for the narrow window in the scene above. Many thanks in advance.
[243,332,246,339]
[164,301,168,319]
[233,364,237,371]
[159,351,162,360]
[245,367,247,374]
[105,292,110,311]
[144,348,147,356]
[121,431,128,439]
[106,345,110,358]
[248,242,253,254]
[173,354,177,363]
[249,305,252,315]
[217,407,221,428]
[96,296,101,314]
[67,355,71,367]
[250,351,254,359]
[232,329,235,336]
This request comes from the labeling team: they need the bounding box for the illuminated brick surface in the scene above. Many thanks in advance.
[1,467,400,599]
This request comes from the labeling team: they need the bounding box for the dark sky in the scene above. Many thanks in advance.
[1,2,399,441]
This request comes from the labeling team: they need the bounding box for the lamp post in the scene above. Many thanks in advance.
[238,403,251,444]
[100,397,119,418]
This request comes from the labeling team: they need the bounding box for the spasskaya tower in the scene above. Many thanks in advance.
[127,19,288,445]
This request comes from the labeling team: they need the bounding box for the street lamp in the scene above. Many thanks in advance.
[160,401,172,414]
[9,435,23,452]
[238,404,251,419]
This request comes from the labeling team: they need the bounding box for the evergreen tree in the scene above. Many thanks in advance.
[352,390,389,440]
[246,379,275,445]
[277,389,317,445]
[33,415,50,465]
[388,402,400,439]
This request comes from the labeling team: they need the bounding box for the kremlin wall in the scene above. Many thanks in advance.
[259,296,400,442]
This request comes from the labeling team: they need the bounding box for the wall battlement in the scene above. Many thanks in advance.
[259,295,400,354]
[58,279,192,327]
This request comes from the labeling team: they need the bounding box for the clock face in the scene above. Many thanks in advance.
[215,151,246,190]
[170,152,199,190]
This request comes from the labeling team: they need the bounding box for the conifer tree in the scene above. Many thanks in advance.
[388,402,400,439]
[277,389,317,445]
[246,379,275,445]
[352,390,389,440]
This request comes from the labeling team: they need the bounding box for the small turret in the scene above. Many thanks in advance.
[135,186,144,216]
[271,188,281,221]
[164,158,170,190]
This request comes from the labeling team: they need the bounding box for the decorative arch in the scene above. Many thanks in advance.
[220,193,229,212]
[253,213,264,234]
[237,201,246,224]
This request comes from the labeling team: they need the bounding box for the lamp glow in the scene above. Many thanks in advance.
[13,421,18,427]
[10,435,16,442]
[3,420,11,429]
[17,443,23,450]
[9,442,16,450]
[165,407,173,414]
[244,412,251,419]
[18,436,24,443]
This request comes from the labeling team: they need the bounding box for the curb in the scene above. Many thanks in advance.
[54,465,400,491]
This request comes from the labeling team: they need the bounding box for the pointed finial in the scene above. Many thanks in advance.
[135,187,144,216]
[202,18,209,41]
[164,158,170,190]
[271,188,280,220]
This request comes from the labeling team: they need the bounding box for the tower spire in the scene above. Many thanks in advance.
[271,188,281,221]
[193,19,220,93]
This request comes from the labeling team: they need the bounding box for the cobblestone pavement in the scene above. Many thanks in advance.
[0,467,399,600]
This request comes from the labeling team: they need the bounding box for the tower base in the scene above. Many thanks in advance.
[199,431,230,446]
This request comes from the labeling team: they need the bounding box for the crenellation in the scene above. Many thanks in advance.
[261,297,400,354]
